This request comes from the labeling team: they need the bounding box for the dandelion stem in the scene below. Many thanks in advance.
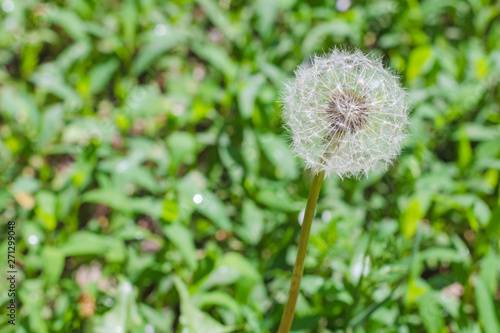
[277,171,325,333]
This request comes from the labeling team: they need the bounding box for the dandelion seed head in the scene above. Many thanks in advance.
[282,48,410,178]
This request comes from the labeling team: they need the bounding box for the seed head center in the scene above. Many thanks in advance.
[326,91,369,137]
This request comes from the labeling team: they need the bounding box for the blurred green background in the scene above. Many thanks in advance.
[1,0,500,332]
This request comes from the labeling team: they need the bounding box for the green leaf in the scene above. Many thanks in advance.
[241,127,260,176]
[236,200,264,245]
[479,251,499,296]
[238,73,266,118]
[400,198,423,239]
[55,41,91,71]
[167,131,197,168]
[35,191,57,231]
[418,292,444,333]
[258,60,288,87]
[194,191,232,230]
[302,21,351,54]
[458,126,472,170]
[139,303,174,331]
[31,64,82,109]
[255,187,302,212]
[217,252,260,282]
[57,184,78,220]
[0,87,40,133]
[407,45,433,81]
[59,232,110,256]
[459,123,500,142]
[49,8,89,41]
[90,58,120,94]
[105,239,127,263]
[419,248,464,263]
[218,132,244,184]
[196,0,237,40]
[82,190,163,218]
[475,276,500,333]
[127,167,162,194]
[255,0,279,38]
[195,291,241,315]
[200,252,260,291]
[37,104,65,147]
[42,246,65,283]
[121,0,138,50]
[191,42,237,80]
[162,199,179,223]
[82,189,130,211]
[473,199,491,227]
[164,223,197,270]
[177,172,232,230]
[259,133,298,180]
[131,31,185,75]
[174,276,235,333]
[93,281,141,332]
[19,280,48,333]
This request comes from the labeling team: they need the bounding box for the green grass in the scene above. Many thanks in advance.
[0,0,499,332]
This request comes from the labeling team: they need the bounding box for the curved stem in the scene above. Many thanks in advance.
[277,171,325,333]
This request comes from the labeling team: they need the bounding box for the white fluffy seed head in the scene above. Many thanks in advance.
[281,48,410,178]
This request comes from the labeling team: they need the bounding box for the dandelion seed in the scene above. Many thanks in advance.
[282,48,410,178]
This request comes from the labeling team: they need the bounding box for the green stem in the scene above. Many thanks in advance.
[277,171,325,333]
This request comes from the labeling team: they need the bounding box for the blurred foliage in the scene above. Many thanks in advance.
[0,0,500,332]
